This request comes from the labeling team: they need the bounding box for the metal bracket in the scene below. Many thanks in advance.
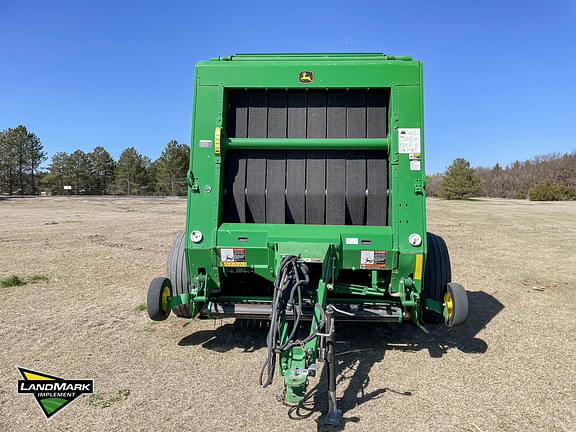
[295,363,319,378]
[414,179,424,195]
[187,170,200,193]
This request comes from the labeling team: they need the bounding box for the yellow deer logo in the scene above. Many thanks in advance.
[298,70,314,84]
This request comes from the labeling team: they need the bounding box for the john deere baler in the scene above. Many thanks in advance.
[147,53,468,425]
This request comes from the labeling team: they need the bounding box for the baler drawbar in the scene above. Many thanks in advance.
[146,53,468,425]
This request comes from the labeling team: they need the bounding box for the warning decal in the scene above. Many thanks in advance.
[398,128,421,154]
[220,248,246,267]
[360,250,387,269]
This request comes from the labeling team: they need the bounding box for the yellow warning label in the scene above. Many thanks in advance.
[215,127,221,154]
[222,261,247,267]
[414,254,423,280]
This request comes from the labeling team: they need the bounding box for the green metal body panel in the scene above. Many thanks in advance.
[184,52,427,299]
[176,53,432,400]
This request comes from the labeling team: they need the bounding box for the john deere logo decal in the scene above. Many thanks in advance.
[298,70,314,84]
[17,367,94,420]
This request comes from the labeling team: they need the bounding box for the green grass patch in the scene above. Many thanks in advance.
[1,274,51,287]
[1,275,26,287]
[86,388,131,408]
[134,303,147,312]
[28,274,51,283]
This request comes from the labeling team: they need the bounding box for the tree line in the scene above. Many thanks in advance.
[427,151,576,201]
[2,125,574,200]
[0,125,189,196]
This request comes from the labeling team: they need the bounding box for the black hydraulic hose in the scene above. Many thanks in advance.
[260,256,292,387]
[280,303,327,351]
[280,267,309,350]
[260,255,314,388]
[259,255,329,389]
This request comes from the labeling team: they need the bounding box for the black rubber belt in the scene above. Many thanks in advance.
[245,151,266,223]
[307,91,327,138]
[248,90,267,138]
[306,151,326,224]
[288,91,306,138]
[265,152,286,224]
[227,90,248,138]
[346,90,367,138]
[366,151,388,225]
[326,151,346,225]
[227,88,389,139]
[224,150,246,222]
[286,152,306,224]
[267,91,287,138]
[225,150,388,226]
[345,151,366,225]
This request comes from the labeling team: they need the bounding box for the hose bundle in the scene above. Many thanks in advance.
[259,255,327,388]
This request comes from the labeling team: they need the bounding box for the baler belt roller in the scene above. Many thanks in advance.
[206,302,404,322]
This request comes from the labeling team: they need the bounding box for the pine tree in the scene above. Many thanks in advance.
[88,146,116,194]
[45,152,70,194]
[114,147,150,195]
[25,133,47,194]
[0,129,17,194]
[438,158,482,200]
[0,125,46,194]
[11,126,29,193]
[154,140,189,195]
[66,150,91,194]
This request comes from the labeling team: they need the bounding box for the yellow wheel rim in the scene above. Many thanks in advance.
[444,291,453,318]
[161,285,170,312]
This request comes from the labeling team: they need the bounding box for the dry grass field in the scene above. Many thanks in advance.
[0,197,574,431]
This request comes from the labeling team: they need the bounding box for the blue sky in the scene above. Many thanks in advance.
[1,0,574,173]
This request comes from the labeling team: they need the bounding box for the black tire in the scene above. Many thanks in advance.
[167,232,191,318]
[422,232,451,324]
[147,277,171,321]
[445,282,468,327]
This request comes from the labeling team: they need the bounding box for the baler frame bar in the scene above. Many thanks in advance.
[227,137,389,150]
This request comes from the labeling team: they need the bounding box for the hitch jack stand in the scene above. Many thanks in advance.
[324,307,342,426]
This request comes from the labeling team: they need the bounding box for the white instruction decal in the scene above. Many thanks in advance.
[398,128,421,154]
[410,160,421,171]
[345,238,358,245]
[360,250,387,269]
[220,248,246,267]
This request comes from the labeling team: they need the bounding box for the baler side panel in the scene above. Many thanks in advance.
[390,83,426,305]
[185,84,223,290]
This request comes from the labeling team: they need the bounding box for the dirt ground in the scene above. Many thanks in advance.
[0,196,574,432]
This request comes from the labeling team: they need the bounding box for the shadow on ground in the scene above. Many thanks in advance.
[178,291,503,430]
